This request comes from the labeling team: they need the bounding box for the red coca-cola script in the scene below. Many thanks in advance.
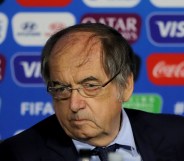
[147,53,184,85]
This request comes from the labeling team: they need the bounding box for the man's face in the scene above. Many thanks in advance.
[49,32,123,146]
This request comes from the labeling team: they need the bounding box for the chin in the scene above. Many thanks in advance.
[70,129,97,141]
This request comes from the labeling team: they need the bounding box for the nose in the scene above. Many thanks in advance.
[70,89,86,112]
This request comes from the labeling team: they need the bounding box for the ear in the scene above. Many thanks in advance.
[122,74,134,102]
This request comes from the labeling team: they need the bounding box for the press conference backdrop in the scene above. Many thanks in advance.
[0,0,184,140]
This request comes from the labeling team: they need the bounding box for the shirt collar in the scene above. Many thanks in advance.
[111,109,137,150]
[72,109,137,151]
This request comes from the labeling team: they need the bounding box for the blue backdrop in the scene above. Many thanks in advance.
[0,0,184,140]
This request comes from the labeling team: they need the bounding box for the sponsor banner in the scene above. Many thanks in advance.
[147,53,184,85]
[11,53,44,86]
[174,101,184,115]
[147,13,184,46]
[12,12,76,46]
[0,12,8,44]
[20,101,54,116]
[0,54,6,82]
[16,0,72,7]
[82,0,140,8]
[81,13,141,44]
[150,0,184,8]
[124,93,162,113]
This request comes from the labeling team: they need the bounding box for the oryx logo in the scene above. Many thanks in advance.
[147,13,184,46]
[11,53,44,87]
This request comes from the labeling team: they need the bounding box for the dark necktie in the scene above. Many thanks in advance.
[92,143,132,161]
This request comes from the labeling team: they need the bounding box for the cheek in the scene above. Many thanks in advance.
[53,101,70,124]
[92,95,121,123]
[103,90,121,116]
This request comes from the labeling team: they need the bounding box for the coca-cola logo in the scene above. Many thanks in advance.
[153,61,184,78]
[147,53,184,85]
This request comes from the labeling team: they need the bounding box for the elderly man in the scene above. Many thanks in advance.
[0,23,184,161]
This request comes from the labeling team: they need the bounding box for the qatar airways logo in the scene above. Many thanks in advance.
[147,13,184,46]
[81,14,141,44]
[147,54,184,85]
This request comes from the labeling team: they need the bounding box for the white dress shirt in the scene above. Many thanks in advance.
[73,109,142,161]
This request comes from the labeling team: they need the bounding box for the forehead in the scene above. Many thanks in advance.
[49,32,106,77]
[52,32,98,54]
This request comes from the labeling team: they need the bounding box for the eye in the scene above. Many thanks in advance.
[82,83,101,90]
[55,86,66,92]
[48,85,69,93]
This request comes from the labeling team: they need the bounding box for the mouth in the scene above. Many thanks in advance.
[70,119,89,126]
[69,113,91,126]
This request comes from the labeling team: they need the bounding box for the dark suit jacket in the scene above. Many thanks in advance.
[0,109,184,161]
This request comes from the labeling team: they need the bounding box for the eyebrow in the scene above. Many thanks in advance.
[52,81,69,87]
[79,76,99,84]
[51,76,101,87]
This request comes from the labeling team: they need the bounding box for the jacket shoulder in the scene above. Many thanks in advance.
[0,115,63,159]
[125,108,184,138]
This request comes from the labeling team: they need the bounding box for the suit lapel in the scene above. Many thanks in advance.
[45,136,78,161]
[125,109,177,161]
[125,109,156,161]
[132,127,156,161]
[41,115,79,161]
